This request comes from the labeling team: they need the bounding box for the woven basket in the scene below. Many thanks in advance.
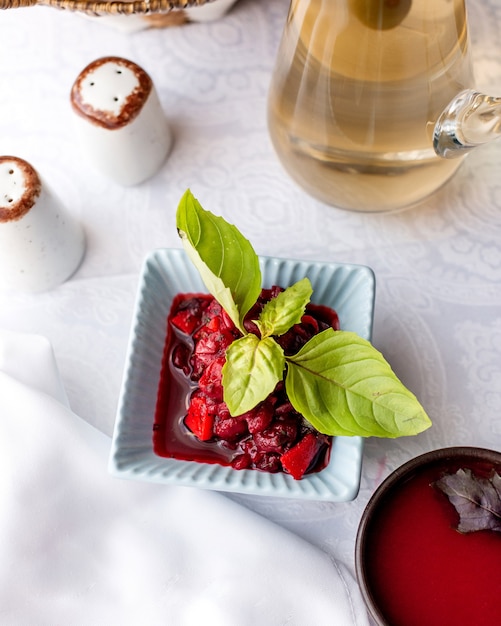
[0,0,213,20]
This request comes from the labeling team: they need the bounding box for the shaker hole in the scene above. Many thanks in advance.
[116,70,122,74]
[8,169,14,174]
[113,97,119,101]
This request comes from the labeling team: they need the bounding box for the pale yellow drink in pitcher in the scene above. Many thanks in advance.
[267,0,475,212]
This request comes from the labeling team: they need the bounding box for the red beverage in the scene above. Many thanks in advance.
[356,449,501,626]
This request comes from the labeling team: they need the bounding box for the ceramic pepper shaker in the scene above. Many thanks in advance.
[70,56,173,186]
[0,156,86,293]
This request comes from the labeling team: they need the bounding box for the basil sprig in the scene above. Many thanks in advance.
[176,190,431,438]
[176,189,261,334]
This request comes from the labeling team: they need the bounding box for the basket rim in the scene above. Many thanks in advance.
[0,0,213,15]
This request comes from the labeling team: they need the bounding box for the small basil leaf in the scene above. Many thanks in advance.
[222,334,285,416]
[285,329,432,437]
[255,278,313,339]
[176,190,262,333]
[434,468,501,534]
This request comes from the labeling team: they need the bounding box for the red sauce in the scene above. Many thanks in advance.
[153,293,230,465]
[153,290,336,476]
[363,458,501,626]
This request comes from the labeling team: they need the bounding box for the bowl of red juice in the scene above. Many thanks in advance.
[355,447,501,626]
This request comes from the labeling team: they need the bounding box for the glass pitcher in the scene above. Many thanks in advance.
[267,0,501,212]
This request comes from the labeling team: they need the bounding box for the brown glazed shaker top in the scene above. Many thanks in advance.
[0,156,42,223]
[70,56,153,130]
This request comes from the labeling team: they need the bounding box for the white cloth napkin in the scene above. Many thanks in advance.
[0,330,369,626]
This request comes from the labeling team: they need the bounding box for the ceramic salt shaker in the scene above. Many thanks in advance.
[70,56,173,186]
[0,156,85,293]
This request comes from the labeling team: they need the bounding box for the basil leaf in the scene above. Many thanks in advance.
[434,468,501,534]
[222,334,285,416]
[176,190,262,333]
[285,329,432,437]
[255,278,313,339]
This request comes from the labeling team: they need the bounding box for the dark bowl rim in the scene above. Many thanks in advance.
[354,445,501,626]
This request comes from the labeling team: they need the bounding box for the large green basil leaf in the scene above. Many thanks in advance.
[176,190,262,333]
[285,329,432,437]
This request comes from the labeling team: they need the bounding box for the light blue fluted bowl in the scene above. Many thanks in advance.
[109,248,375,502]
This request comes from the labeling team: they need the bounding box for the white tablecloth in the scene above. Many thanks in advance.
[0,0,500,622]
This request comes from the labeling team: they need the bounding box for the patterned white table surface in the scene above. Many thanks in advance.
[1,0,500,583]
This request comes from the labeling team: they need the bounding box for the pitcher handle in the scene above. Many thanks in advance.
[433,89,501,158]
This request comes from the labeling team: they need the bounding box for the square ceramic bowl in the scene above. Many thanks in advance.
[109,248,375,501]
